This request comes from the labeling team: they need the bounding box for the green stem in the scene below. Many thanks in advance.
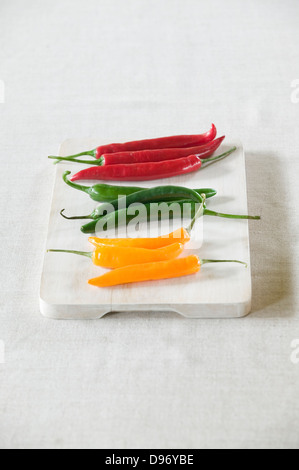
[60,209,93,220]
[49,156,104,166]
[62,171,91,195]
[201,259,248,267]
[186,194,206,234]
[204,209,260,220]
[47,249,92,259]
[201,146,237,164]
[49,150,96,165]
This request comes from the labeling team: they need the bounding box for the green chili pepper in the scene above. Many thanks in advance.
[62,171,217,203]
[60,185,204,220]
[80,200,261,234]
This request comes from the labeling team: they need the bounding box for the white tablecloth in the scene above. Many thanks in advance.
[0,0,298,449]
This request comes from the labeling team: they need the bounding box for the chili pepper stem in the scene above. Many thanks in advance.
[49,156,104,166]
[47,249,92,259]
[204,209,261,220]
[60,209,93,220]
[201,259,248,267]
[62,171,91,195]
[50,150,97,165]
[186,194,206,234]
[200,147,237,164]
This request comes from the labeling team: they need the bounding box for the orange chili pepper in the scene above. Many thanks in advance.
[48,242,184,269]
[88,256,247,288]
[88,227,191,250]
[88,255,200,287]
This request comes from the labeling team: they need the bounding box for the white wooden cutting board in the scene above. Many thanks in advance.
[40,139,252,319]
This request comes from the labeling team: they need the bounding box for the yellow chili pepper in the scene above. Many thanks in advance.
[48,242,184,269]
[88,227,191,250]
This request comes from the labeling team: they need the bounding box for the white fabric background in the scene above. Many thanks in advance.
[0,0,298,449]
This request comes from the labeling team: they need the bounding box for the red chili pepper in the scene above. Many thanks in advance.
[102,136,225,165]
[70,147,236,182]
[71,155,202,181]
[95,124,217,157]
